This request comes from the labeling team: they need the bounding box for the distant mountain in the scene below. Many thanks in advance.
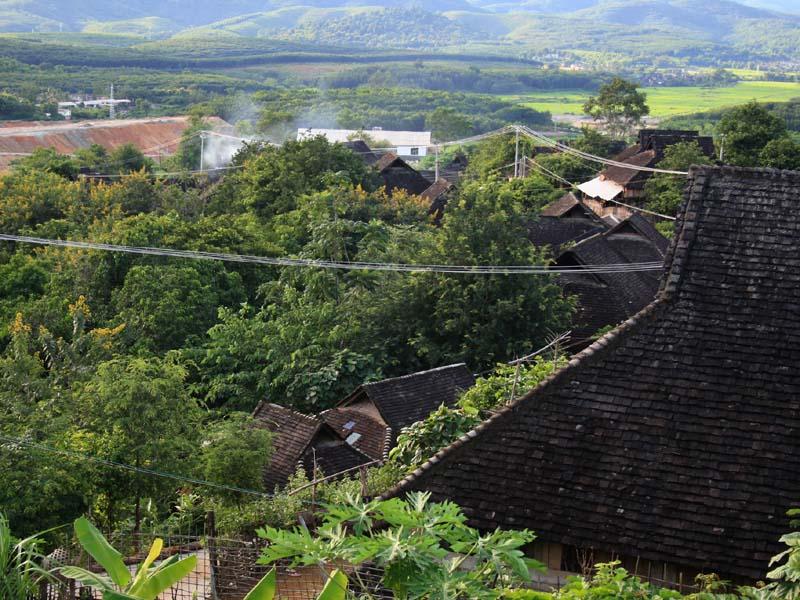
[0,0,798,60]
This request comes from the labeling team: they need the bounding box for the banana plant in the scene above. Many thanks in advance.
[59,517,197,600]
[245,566,348,600]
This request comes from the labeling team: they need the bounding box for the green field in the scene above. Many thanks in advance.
[505,81,800,117]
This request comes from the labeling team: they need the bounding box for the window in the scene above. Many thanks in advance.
[346,432,362,445]
[343,420,356,430]
[410,147,419,156]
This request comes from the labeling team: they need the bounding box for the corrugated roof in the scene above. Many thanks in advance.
[386,166,800,580]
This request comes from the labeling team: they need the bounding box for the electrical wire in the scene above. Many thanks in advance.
[79,164,246,180]
[0,433,273,499]
[525,157,678,221]
[517,125,689,176]
[0,233,664,274]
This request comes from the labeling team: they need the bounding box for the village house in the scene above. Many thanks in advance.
[384,166,800,584]
[529,193,668,346]
[374,152,433,197]
[578,129,715,219]
[322,364,475,461]
[527,192,609,255]
[252,364,475,489]
[252,402,372,491]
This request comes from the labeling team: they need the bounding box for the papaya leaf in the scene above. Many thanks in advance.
[243,567,276,600]
[318,569,348,600]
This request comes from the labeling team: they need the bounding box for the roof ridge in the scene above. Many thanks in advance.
[259,401,321,425]
[363,363,469,388]
[380,299,667,501]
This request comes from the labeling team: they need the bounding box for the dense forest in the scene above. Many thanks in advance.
[0,130,580,537]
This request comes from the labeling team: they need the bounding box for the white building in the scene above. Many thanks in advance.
[297,127,432,158]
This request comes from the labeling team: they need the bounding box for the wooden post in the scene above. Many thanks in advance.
[205,511,220,600]
[359,465,368,498]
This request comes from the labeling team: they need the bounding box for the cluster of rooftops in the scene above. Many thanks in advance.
[379,165,800,583]
[252,363,475,490]
[253,128,800,584]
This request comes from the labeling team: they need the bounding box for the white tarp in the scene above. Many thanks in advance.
[578,177,624,201]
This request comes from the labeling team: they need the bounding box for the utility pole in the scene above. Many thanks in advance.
[514,126,520,178]
[435,145,440,181]
[719,134,726,163]
[199,133,206,171]
[109,84,115,120]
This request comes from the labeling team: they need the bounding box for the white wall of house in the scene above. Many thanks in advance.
[397,145,428,158]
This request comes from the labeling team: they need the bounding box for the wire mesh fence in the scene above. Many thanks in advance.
[36,522,706,599]
[36,530,391,600]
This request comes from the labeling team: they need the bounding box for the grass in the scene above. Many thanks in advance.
[504,81,800,117]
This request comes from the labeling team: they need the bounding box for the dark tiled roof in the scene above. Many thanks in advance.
[528,218,608,255]
[560,225,663,316]
[540,192,582,217]
[601,150,656,187]
[341,364,475,447]
[638,129,716,160]
[321,406,390,461]
[422,178,455,225]
[420,178,453,203]
[344,140,380,166]
[376,153,433,196]
[530,194,610,255]
[301,429,374,481]
[252,402,321,491]
[376,152,400,172]
[387,166,800,580]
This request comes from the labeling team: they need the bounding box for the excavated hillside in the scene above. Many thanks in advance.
[0,116,233,171]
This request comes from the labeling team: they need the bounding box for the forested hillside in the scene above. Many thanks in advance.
[2,0,799,61]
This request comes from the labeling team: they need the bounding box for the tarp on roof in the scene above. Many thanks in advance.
[578,176,624,201]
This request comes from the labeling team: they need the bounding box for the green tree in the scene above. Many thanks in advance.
[108,143,153,174]
[78,355,200,532]
[111,263,245,352]
[717,101,787,167]
[11,148,78,180]
[583,77,649,139]
[0,169,82,232]
[426,107,474,142]
[236,136,376,219]
[571,126,620,158]
[259,492,541,599]
[644,141,712,217]
[760,137,800,171]
[373,179,574,373]
[74,143,110,173]
[200,413,273,502]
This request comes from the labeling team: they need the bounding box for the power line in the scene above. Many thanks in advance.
[0,433,272,499]
[79,164,246,180]
[0,233,663,275]
[525,157,678,221]
[517,125,689,176]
